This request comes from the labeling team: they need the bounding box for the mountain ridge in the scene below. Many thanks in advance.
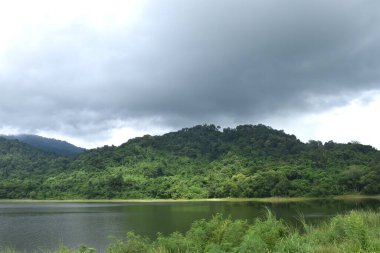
[1,134,85,156]
[0,124,379,199]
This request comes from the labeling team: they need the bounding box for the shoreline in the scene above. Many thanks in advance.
[0,195,379,203]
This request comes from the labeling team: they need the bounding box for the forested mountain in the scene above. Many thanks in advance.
[2,134,85,156]
[0,124,379,199]
[0,137,71,198]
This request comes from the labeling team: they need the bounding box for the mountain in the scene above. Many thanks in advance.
[0,137,70,181]
[0,124,379,199]
[2,134,85,156]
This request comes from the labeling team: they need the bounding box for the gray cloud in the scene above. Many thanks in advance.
[1,0,380,142]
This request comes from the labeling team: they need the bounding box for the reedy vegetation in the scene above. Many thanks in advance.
[1,210,380,253]
[0,124,379,199]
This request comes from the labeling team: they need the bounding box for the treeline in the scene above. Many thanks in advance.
[0,124,379,199]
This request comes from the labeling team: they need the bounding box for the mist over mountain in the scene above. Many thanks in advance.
[1,134,85,156]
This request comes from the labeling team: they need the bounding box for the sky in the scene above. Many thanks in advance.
[0,0,380,149]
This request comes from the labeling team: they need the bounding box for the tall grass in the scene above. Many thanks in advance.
[2,210,379,253]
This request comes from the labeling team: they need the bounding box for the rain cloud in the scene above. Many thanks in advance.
[0,0,380,145]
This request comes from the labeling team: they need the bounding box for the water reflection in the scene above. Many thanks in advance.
[0,199,379,252]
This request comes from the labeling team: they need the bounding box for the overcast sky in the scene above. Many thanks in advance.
[0,0,380,149]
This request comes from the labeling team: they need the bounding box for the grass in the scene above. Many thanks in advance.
[0,195,379,204]
[0,196,324,203]
[333,194,380,201]
[1,210,380,253]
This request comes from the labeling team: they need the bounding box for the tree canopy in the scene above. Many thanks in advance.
[0,124,379,199]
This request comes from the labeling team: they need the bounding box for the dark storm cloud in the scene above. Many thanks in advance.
[1,0,380,139]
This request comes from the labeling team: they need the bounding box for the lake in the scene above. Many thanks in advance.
[0,199,379,252]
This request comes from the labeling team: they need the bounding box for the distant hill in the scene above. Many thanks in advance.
[0,137,70,180]
[2,134,85,156]
[0,124,379,199]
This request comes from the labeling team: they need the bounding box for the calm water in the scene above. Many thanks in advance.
[0,199,379,252]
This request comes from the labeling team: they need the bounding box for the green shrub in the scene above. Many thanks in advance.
[107,232,150,253]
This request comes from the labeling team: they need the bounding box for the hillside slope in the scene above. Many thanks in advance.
[2,134,85,156]
[0,137,70,198]
[0,124,379,199]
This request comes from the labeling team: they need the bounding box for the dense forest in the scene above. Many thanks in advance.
[0,124,379,199]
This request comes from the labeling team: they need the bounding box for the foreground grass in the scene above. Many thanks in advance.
[2,210,380,253]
